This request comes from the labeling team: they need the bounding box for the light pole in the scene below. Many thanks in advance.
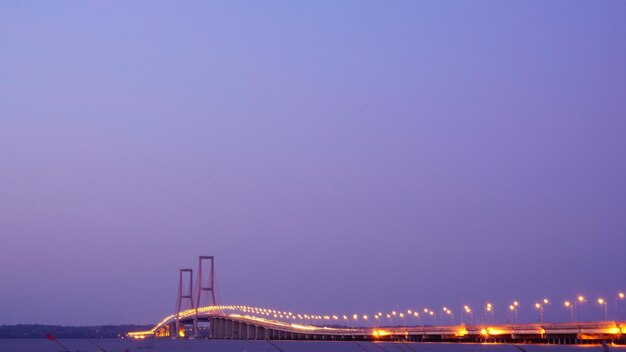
[509,305,518,323]
[399,313,406,331]
[564,301,574,322]
[575,295,586,321]
[429,310,436,325]
[509,301,519,323]
[463,305,473,324]
[406,310,414,327]
[597,298,608,321]
[413,311,420,325]
[485,303,494,324]
[535,303,544,323]
[617,292,625,320]
[443,307,454,325]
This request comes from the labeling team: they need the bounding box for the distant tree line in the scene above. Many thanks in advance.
[0,324,153,338]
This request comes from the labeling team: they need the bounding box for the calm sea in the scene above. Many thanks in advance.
[0,339,620,352]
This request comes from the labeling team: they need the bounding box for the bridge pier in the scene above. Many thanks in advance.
[232,320,238,339]
[211,318,217,338]
[253,325,259,339]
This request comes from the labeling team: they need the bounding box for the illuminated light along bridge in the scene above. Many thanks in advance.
[128,256,626,344]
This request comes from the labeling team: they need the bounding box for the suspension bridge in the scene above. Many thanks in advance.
[128,256,626,344]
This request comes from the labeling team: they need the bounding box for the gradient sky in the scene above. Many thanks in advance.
[1,1,626,326]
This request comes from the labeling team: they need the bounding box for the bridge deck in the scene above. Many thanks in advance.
[128,306,626,344]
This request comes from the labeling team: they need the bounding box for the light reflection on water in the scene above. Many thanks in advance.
[0,339,619,352]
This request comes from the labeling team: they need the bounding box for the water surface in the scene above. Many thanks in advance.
[0,339,621,352]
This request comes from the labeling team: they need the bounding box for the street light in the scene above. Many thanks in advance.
[412,311,420,325]
[539,298,550,322]
[597,298,608,321]
[575,295,586,322]
[617,292,625,320]
[564,301,574,322]
[485,303,494,324]
[535,303,544,323]
[443,307,454,325]
[509,305,518,323]
[463,305,473,324]
[509,302,519,323]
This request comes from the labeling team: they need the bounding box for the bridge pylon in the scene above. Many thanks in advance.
[195,256,217,336]
[175,268,194,338]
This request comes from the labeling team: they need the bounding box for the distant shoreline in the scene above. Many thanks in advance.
[0,324,153,339]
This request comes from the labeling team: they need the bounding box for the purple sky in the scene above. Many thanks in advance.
[1,1,626,326]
